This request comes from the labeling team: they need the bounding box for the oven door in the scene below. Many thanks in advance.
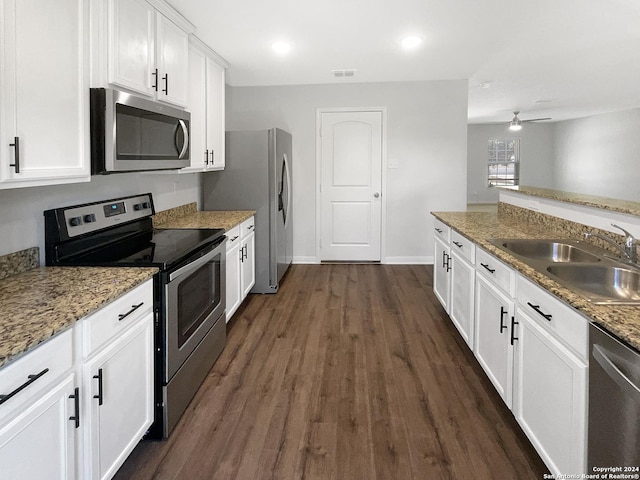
[164,238,226,382]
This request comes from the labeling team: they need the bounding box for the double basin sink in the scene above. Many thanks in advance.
[488,238,640,305]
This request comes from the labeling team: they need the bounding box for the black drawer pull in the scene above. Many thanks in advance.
[152,68,158,91]
[452,241,463,248]
[435,228,443,233]
[248,225,255,230]
[162,73,169,94]
[480,262,496,274]
[0,368,49,405]
[499,306,507,333]
[93,368,104,406]
[527,302,552,321]
[230,235,239,241]
[9,136,20,173]
[118,302,144,321]
[510,316,519,345]
[69,387,80,428]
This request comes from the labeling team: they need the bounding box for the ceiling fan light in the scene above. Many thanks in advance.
[509,122,522,131]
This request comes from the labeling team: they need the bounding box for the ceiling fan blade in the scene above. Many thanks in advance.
[521,117,552,122]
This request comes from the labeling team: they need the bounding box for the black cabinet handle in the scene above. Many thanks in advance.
[230,235,239,242]
[69,387,80,428]
[0,368,49,405]
[526,302,552,321]
[204,150,209,165]
[118,302,144,321]
[210,150,214,164]
[9,136,20,173]
[162,73,168,94]
[442,250,448,268]
[446,254,452,272]
[480,262,496,274]
[435,228,443,233]
[248,225,255,231]
[93,368,103,406]
[499,306,507,333]
[510,316,519,345]
[452,241,463,248]
[152,68,158,91]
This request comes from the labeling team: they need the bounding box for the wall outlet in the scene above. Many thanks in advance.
[388,158,399,169]
[528,199,540,211]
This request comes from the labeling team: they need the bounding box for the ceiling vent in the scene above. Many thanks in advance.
[332,69,357,78]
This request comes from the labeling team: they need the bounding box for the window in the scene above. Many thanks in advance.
[487,138,519,186]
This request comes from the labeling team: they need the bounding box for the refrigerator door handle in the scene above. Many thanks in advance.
[281,153,291,227]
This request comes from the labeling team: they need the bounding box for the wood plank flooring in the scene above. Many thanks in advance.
[114,264,549,480]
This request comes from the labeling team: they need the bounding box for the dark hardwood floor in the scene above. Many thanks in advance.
[115,264,548,480]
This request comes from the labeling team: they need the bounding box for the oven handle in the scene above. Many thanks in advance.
[168,239,225,282]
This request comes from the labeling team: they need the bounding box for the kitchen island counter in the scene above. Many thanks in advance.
[0,266,157,368]
[432,210,640,352]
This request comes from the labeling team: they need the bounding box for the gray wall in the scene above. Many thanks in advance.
[0,173,201,264]
[225,80,469,263]
[552,108,640,202]
[467,123,555,203]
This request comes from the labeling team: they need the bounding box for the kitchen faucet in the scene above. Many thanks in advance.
[584,224,638,264]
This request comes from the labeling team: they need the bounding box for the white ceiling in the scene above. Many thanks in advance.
[168,0,640,123]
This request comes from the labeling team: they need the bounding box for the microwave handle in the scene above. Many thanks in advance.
[177,120,189,159]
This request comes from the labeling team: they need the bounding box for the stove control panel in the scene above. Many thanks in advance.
[51,193,155,238]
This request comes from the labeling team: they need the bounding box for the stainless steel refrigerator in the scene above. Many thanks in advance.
[203,128,292,293]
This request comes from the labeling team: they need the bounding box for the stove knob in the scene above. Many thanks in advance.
[142,202,150,209]
[84,214,96,223]
[134,203,143,211]
[69,216,82,227]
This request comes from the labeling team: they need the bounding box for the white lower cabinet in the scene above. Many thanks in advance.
[449,249,475,349]
[0,373,77,479]
[474,273,515,407]
[0,279,154,480]
[433,236,451,313]
[225,216,256,322]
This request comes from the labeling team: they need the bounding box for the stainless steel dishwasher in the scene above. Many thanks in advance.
[588,323,640,471]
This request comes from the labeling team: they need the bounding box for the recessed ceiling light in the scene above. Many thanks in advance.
[401,35,423,50]
[479,81,493,89]
[272,41,291,55]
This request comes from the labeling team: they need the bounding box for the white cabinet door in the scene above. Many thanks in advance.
[0,0,89,188]
[107,0,155,97]
[226,240,242,322]
[514,309,587,476]
[241,231,256,297]
[0,373,76,480]
[433,236,451,313]
[449,250,475,349]
[474,274,515,408]
[155,13,188,107]
[186,45,207,171]
[205,57,225,170]
[83,315,154,480]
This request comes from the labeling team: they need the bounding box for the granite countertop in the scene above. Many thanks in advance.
[155,210,256,231]
[0,266,157,368]
[432,211,640,352]
[498,185,640,217]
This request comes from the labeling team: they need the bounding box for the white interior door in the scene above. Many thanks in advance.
[319,110,383,261]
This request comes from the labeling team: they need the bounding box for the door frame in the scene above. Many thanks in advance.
[315,107,388,263]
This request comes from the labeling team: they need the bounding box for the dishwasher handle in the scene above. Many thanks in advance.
[592,344,640,399]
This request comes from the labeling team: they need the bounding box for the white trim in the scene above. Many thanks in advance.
[188,35,229,68]
[315,106,388,262]
[292,256,320,264]
[384,256,432,265]
[146,0,196,34]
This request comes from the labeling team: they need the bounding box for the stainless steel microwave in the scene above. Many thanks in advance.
[90,88,190,174]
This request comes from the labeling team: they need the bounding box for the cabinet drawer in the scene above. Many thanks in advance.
[226,225,241,251]
[241,217,255,238]
[476,248,515,296]
[0,328,73,422]
[434,218,450,243]
[80,280,153,357]
[516,275,588,360]
[450,231,475,263]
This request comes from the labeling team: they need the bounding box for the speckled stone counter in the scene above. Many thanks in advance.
[499,185,640,217]
[155,210,256,231]
[0,266,157,368]
[431,211,640,352]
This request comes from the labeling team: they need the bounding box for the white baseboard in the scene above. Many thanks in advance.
[384,256,432,265]
[292,256,320,264]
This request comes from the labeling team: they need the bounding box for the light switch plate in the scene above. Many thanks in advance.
[388,158,399,169]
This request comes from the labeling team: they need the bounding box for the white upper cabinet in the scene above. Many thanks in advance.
[96,0,194,107]
[184,36,227,172]
[0,0,90,189]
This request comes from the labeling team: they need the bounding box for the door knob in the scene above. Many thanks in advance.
[373,192,380,198]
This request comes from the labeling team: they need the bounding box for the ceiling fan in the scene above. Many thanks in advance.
[500,111,552,131]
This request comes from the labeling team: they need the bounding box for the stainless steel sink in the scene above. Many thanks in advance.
[496,239,602,263]
[488,237,640,304]
[546,264,640,304]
